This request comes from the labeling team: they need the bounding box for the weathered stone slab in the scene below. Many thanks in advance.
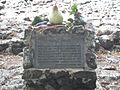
[32,33,85,69]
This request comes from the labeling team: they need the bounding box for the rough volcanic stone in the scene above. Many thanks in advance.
[56,71,70,78]
[86,52,97,69]
[8,41,25,55]
[0,43,9,52]
[71,25,85,34]
[112,31,120,45]
[98,37,114,50]
[23,47,33,69]
[72,71,97,89]
[45,70,56,79]
[0,5,4,10]
[22,69,42,79]
[23,70,97,90]
[0,61,5,69]
[0,33,8,39]
[1,0,6,4]
[45,84,55,90]
[60,86,73,90]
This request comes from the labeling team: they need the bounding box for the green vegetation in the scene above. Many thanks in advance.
[32,16,42,25]
[70,3,78,15]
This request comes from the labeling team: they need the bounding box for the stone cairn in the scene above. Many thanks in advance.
[22,23,97,90]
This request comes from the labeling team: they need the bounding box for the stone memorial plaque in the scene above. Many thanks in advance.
[32,33,85,69]
[23,25,97,90]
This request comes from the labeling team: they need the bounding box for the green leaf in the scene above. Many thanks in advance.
[70,3,78,15]
[32,16,42,25]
